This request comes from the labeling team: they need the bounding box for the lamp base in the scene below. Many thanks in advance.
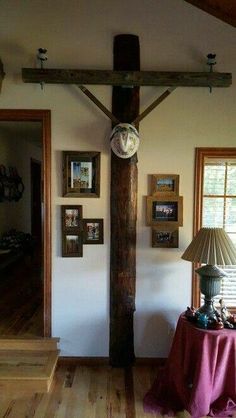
[195,264,227,320]
[197,299,219,320]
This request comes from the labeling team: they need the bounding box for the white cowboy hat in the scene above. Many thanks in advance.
[110,123,140,159]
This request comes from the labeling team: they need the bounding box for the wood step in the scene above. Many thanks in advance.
[0,337,59,351]
[0,338,59,392]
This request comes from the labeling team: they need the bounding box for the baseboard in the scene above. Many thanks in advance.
[58,356,166,367]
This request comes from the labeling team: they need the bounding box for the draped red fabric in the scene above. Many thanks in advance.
[144,315,236,418]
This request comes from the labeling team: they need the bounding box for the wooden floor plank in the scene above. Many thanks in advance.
[94,367,109,418]
[133,365,157,418]
[0,364,208,418]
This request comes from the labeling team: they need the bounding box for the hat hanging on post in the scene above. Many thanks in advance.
[110,123,140,159]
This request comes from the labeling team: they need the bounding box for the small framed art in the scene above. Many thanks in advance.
[61,205,83,230]
[61,205,83,257]
[62,234,83,257]
[83,219,104,244]
[146,196,183,227]
[151,174,179,196]
[152,226,179,248]
[63,151,100,197]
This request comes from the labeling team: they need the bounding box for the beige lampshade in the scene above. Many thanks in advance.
[182,228,236,266]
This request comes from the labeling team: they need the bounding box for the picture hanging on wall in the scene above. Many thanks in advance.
[61,205,83,257]
[62,205,83,230]
[152,226,179,248]
[146,195,183,227]
[151,174,179,196]
[83,218,104,244]
[63,151,100,197]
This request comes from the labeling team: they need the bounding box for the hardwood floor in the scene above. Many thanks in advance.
[0,364,193,418]
[0,252,43,337]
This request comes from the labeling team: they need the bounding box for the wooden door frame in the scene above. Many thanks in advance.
[0,109,51,337]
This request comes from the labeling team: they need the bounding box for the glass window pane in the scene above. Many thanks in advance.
[225,198,236,232]
[203,165,225,195]
[202,197,224,227]
[227,233,236,247]
[226,165,236,195]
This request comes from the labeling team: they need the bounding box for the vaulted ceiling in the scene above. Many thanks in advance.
[184,0,236,27]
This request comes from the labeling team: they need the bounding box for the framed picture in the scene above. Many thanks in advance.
[152,226,179,248]
[63,151,100,197]
[62,234,83,257]
[146,196,183,226]
[83,219,104,244]
[151,174,179,196]
[61,205,83,230]
[61,205,83,257]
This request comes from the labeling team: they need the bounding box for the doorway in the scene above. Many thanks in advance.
[31,159,42,248]
[0,110,51,337]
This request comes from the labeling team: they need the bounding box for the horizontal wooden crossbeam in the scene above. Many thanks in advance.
[22,68,232,87]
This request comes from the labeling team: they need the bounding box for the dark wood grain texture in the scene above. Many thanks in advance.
[22,68,232,87]
[109,34,140,367]
[184,0,236,27]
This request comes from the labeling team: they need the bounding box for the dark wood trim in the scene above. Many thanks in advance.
[109,34,140,367]
[0,109,52,337]
[58,356,110,366]
[184,0,236,27]
[22,68,232,88]
[192,147,236,308]
[58,356,167,366]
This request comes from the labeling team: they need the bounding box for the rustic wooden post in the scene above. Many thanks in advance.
[109,34,140,367]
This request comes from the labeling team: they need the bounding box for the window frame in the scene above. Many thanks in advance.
[192,147,236,310]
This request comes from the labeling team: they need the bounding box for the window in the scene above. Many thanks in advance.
[193,148,236,310]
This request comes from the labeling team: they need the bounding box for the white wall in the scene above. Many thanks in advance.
[0,0,235,357]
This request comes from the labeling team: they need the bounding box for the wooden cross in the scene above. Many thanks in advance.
[22,35,232,367]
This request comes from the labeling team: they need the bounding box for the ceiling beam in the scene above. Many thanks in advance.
[184,0,236,27]
[22,68,232,88]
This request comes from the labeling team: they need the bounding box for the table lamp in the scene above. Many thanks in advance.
[182,227,236,319]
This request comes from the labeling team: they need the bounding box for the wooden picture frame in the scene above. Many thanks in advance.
[61,205,83,257]
[146,195,183,227]
[83,218,104,244]
[151,174,179,196]
[152,226,179,248]
[61,205,83,231]
[62,234,83,257]
[63,151,100,197]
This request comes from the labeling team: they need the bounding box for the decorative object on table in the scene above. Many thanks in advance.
[185,306,197,321]
[182,227,236,324]
[152,225,178,248]
[83,218,104,245]
[62,151,100,197]
[184,306,224,329]
[110,123,140,159]
[219,298,236,328]
[151,174,179,197]
[0,165,24,202]
[61,205,83,257]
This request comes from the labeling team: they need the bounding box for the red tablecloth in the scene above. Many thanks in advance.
[144,314,236,417]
